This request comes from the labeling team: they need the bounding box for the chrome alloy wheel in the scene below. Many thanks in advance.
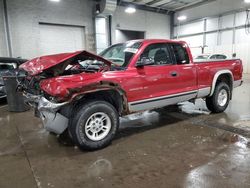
[217,89,228,107]
[84,112,112,141]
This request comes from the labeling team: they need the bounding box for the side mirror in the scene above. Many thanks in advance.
[136,57,153,68]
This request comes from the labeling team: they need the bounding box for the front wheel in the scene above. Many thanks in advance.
[68,100,119,151]
[206,82,230,113]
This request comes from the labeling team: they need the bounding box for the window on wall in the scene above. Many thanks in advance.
[140,43,173,66]
[95,17,108,54]
[171,44,190,65]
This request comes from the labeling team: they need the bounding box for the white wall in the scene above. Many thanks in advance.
[115,29,145,43]
[1,0,95,59]
[174,9,250,73]
[38,24,86,56]
[1,2,171,59]
[112,6,170,43]
[174,0,249,24]
[115,29,128,43]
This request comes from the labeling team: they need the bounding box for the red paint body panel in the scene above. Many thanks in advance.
[195,59,243,89]
[23,39,243,104]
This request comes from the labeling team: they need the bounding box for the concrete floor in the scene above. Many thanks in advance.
[0,75,250,188]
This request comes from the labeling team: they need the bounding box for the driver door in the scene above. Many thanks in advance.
[129,43,179,111]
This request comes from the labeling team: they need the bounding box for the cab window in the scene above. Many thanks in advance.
[171,44,190,65]
[139,43,173,66]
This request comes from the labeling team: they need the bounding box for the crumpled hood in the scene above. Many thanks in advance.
[19,50,112,76]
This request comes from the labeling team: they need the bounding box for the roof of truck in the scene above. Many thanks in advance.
[127,39,187,44]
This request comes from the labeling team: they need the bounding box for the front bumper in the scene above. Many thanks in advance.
[37,97,69,134]
[23,93,70,134]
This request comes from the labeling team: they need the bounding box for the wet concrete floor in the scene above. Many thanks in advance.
[0,75,250,188]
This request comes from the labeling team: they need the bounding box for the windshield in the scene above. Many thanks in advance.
[99,41,142,67]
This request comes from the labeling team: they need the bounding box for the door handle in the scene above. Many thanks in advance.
[170,71,178,77]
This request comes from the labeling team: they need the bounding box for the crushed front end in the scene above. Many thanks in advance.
[18,50,112,135]
[17,71,70,134]
[23,91,70,134]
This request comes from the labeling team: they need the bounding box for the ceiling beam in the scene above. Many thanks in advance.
[133,0,155,4]
[174,0,216,11]
[146,0,168,6]
[157,0,184,8]
[119,1,174,14]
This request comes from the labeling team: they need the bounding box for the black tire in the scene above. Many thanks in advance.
[68,100,119,151]
[206,82,230,113]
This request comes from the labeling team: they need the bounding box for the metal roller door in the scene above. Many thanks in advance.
[39,23,86,56]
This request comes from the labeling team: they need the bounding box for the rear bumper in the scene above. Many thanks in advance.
[23,92,70,134]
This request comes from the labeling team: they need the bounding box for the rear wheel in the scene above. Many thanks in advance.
[68,100,119,151]
[206,82,230,113]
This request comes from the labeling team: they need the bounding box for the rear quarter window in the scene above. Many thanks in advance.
[171,44,190,65]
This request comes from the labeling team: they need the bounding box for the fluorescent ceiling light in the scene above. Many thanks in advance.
[49,0,60,2]
[245,0,250,3]
[125,7,136,14]
[177,15,187,21]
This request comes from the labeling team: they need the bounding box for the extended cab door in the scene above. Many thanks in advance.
[169,43,197,94]
[129,42,197,111]
[134,43,179,99]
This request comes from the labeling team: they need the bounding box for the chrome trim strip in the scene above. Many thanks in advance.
[129,90,198,106]
[128,90,198,112]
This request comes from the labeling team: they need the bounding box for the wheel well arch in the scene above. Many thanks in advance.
[63,80,129,116]
[210,70,233,97]
[82,89,128,115]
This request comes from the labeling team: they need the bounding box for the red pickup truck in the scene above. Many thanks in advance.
[19,39,243,150]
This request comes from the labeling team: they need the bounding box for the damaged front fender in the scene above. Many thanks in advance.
[39,72,103,101]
